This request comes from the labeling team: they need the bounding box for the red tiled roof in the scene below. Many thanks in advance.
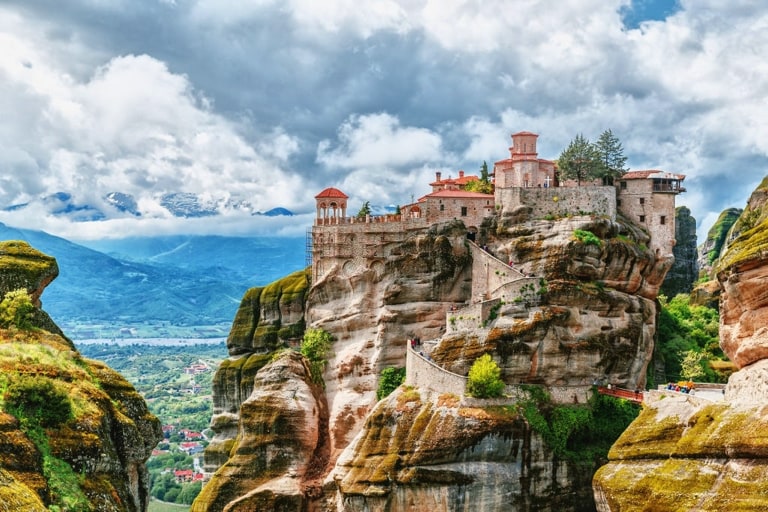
[622,170,686,180]
[315,187,349,199]
[425,189,494,199]
[512,131,538,137]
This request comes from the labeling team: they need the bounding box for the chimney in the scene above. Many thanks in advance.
[459,170,464,178]
[435,171,442,181]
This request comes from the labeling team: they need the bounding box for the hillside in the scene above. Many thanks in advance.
[0,223,306,337]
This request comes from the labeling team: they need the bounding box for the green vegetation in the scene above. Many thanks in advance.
[4,375,72,427]
[557,134,601,185]
[0,288,35,330]
[357,201,372,218]
[464,161,494,194]
[2,374,88,511]
[594,129,628,185]
[466,354,504,398]
[573,229,602,247]
[376,367,406,400]
[656,294,726,383]
[557,130,628,185]
[77,342,225,507]
[300,328,333,386]
[518,385,640,466]
[704,208,742,265]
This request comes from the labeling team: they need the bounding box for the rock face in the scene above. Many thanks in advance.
[200,207,672,511]
[192,350,328,512]
[198,221,472,510]
[594,177,768,510]
[0,240,162,511]
[660,206,698,298]
[467,214,666,395]
[717,177,768,372]
[697,207,742,277]
[329,388,593,511]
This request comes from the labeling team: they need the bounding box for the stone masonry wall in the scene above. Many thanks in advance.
[405,344,467,396]
[496,186,617,220]
[445,299,501,334]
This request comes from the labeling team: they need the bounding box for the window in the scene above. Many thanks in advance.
[620,181,627,189]
[461,207,468,216]
[639,198,645,205]
[639,215,645,223]
[660,216,666,225]
[616,199,622,207]
[440,204,445,211]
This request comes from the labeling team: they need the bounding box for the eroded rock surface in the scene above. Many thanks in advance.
[0,241,161,511]
[329,388,593,511]
[595,177,768,510]
[192,350,328,511]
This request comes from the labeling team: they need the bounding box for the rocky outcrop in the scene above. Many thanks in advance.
[697,207,742,277]
[201,210,672,511]
[0,241,162,511]
[193,350,328,511]
[198,221,473,510]
[329,388,593,511]
[458,214,665,395]
[203,269,311,474]
[717,177,768,371]
[594,177,768,510]
[660,206,698,298]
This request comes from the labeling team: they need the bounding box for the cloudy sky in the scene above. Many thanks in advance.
[0,0,766,241]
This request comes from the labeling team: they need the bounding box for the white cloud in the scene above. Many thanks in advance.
[317,113,443,169]
[1,0,767,245]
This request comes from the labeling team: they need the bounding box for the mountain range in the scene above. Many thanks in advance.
[5,191,296,219]
[0,223,305,336]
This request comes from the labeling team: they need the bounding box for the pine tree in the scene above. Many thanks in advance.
[557,134,602,185]
[356,201,371,218]
[595,129,628,185]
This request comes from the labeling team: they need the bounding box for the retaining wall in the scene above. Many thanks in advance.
[405,344,467,396]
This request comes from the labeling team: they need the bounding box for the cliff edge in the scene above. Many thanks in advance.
[0,240,162,511]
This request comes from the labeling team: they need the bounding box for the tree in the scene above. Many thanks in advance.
[301,328,333,385]
[679,350,706,381]
[466,353,505,398]
[465,161,493,194]
[557,134,602,185]
[376,367,406,400]
[594,129,628,185]
[357,201,371,218]
[0,288,35,329]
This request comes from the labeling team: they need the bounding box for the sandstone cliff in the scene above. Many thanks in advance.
[0,240,162,511]
[594,177,768,510]
[697,206,742,278]
[660,206,698,298]
[200,205,671,510]
[199,221,472,509]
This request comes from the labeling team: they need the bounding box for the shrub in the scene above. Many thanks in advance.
[573,229,602,247]
[377,367,406,400]
[5,375,72,427]
[0,288,35,329]
[467,354,505,398]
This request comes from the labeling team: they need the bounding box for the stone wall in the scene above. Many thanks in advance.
[311,217,428,282]
[496,186,616,220]
[445,298,500,334]
[405,344,467,396]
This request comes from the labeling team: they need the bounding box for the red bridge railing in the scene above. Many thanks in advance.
[596,386,643,403]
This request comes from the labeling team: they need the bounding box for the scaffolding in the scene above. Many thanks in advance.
[305,227,313,275]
